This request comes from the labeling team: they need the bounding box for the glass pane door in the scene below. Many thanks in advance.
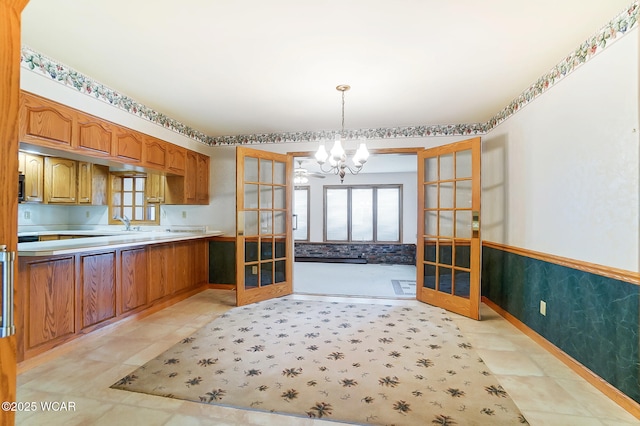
[236,147,292,306]
[417,137,481,319]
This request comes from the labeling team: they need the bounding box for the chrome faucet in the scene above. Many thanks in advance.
[114,215,131,231]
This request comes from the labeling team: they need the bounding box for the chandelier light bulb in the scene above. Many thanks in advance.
[330,135,345,162]
[315,143,328,164]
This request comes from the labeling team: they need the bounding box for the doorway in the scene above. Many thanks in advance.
[290,150,419,299]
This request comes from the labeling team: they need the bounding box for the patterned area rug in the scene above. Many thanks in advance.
[112,298,528,425]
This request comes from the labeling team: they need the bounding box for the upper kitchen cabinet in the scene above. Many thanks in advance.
[166,144,186,175]
[44,157,77,204]
[77,162,93,204]
[196,154,210,204]
[164,151,210,205]
[19,91,74,151]
[143,136,167,170]
[23,153,44,203]
[112,127,144,163]
[18,91,211,205]
[75,112,114,157]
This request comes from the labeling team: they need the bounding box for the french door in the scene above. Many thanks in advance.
[417,137,481,319]
[1,1,30,425]
[235,147,293,306]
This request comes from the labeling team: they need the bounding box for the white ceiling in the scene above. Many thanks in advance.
[21,0,633,142]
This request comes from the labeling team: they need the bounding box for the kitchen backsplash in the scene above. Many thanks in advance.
[18,203,217,230]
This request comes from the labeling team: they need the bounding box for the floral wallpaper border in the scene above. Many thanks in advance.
[20,2,638,147]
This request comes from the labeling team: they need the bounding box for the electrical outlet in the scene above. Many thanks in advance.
[540,300,547,316]
[85,211,91,218]
[24,211,31,219]
[252,265,258,275]
[162,209,167,219]
[181,211,187,218]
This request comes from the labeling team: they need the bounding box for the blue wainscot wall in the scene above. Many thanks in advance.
[482,245,639,404]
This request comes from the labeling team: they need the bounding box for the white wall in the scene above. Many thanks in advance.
[482,30,639,271]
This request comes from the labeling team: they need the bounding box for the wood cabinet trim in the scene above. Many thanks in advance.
[19,91,210,205]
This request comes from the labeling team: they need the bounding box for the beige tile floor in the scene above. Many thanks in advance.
[15,289,639,426]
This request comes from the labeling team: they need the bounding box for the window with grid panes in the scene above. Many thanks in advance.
[323,185,401,242]
[109,173,159,225]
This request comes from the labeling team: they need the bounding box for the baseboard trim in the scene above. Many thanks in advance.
[482,296,640,419]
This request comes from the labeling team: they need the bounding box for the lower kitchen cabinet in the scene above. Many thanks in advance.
[119,247,148,314]
[173,241,194,294]
[17,237,213,362]
[148,243,174,302]
[21,256,76,358]
[79,251,116,329]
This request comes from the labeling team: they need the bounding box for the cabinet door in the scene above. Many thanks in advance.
[113,128,144,163]
[24,153,44,203]
[166,144,186,175]
[91,164,109,205]
[24,256,76,351]
[194,239,209,285]
[79,252,116,329]
[148,244,174,302]
[174,241,195,293]
[77,162,93,204]
[44,157,77,204]
[120,248,147,313]
[18,152,26,174]
[75,114,113,157]
[185,151,198,204]
[196,154,210,204]
[145,172,166,203]
[144,136,167,170]
[19,92,74,150]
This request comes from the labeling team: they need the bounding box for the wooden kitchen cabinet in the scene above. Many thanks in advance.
[194,238,209,285]
[19,92,74,151]
[77,161,93,204]
[119,247,148,314]
[21,256,76,357]
[166,144,186,175]
[185,150,198,203]
[91,164,109,205]
[165,151,209,205]
[23,152,44,203]
[44,157,77,204]
[147,243,174,302]
[79,251,116,329]
[16,237,212,361]
[173,241,195,293]
[18,151,26,174]
[145,172,166,203]
[196,154,210,204]
[75,112,114,157]
[144,136,167,170]
[112,127,144,163]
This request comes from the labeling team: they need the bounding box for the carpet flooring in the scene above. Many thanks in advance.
[112,297,528,425]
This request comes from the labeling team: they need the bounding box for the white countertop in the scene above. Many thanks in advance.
[18,230,224,256]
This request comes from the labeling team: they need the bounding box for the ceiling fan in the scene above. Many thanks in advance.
[294,160,325,184]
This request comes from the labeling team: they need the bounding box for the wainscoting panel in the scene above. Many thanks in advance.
[482,243,640,404]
